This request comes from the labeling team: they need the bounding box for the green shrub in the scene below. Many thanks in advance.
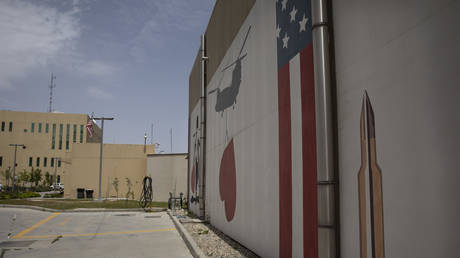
[0,192,40,199]
[43,192,63,198]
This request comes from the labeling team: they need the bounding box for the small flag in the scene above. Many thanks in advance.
[86,116,93,137]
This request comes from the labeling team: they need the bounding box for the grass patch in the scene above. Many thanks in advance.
[0,199,168,210]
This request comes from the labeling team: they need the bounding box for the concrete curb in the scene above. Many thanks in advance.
[167,210,206,258]
[0,204,166,213]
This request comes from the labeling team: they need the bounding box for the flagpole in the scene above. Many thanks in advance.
[92,116,114,200]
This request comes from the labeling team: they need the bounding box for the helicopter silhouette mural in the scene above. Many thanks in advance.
[208,26,251,222]
[208,26,251,116]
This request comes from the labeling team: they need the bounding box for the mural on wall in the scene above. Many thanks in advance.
[190,116,200,204]
[358,91,385,258]
[208,26,251,222]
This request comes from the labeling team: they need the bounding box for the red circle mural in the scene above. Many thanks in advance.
[219,139,236,221]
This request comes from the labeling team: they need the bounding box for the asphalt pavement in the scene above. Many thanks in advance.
[0,207,191,257]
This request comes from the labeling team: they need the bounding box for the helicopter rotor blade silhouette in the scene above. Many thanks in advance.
[221,53,247,71]
[238,26,251,56]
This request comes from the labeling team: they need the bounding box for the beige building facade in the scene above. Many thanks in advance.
[0,110,101,186]
[64,143,154,199]
[146,153,187,202]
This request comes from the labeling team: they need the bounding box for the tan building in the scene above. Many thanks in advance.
[0,110,101,187]
[146,153,187,202]
[64,143,154,199]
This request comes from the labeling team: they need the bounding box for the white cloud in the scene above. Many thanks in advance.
[0,0,81,90]
[86,87,114,100]
[77,60,117,77]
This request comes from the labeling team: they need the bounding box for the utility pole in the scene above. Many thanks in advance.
[93,116,114,200]
[48,73,56,113]
[144,132,147,153]
[170,128,173,153]
[54,157,60,187]
[8,144,26,192]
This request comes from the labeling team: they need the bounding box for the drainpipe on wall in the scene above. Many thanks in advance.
[199,34,208,220]
[311,0,339,257]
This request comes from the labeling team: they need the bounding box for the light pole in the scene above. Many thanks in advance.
[93,116,114,200]
[8,144,26,192]
[54,157,60,188]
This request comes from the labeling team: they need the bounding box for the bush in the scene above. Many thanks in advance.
[43,192,63,198]
[0,192,40,200]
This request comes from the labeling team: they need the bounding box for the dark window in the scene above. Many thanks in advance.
[36,157,40,167]
[66,124,70,150]
[31,123,35,132]
[38,123,42,133]
[0,156,2,167]
[59,124,63,149]
[58,160,61,167]
[196,116,199,128]
[51,158,54,167]
[80,125,84,143]
[1,121,4,131]
[57,175,61,183]
[73,124,77,143]
[44,157,47,167]
[52,124,56,149]
[29,157,32,167]
[8,122,12,132]
[45,123,49,133]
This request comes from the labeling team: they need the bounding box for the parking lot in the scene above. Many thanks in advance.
[0,208,191,257]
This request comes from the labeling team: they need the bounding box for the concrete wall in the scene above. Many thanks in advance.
[0,110,100,186]
[146,153,187,202]
[332,1,460,257]
[64,144,154,199]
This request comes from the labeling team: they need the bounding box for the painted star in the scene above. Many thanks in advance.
[281,0,288,11]
[276,24,281,38]
[290,6,297,22]
[299,14,308,32]
[282,33,289,48]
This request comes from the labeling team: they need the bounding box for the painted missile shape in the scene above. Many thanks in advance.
[358,92,385,258]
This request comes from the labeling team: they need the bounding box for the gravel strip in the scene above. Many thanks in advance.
[180,218,259,258]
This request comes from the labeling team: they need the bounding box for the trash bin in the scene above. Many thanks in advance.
[85,189,94,199]
[77,188,85,199]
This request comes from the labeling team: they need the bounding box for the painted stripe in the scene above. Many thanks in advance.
[278,62,292,258]
[289,53,304,258]
[19,228,176,239]
[12,212,60,239]
[300,43,318,258]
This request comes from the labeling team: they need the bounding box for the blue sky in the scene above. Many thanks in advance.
[0,0,215,153]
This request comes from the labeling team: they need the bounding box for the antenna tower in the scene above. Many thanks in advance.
[48,73,56,112]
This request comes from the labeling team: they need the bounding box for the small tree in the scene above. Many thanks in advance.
[19,169,29,188]
[125,177,134,201]
[44,172,52,186]
[1,167,12,188]
[30,168,42,189]
[112,177,119,198]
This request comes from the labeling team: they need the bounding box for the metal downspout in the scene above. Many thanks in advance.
[312,0,339,257]
[199,34,208,220]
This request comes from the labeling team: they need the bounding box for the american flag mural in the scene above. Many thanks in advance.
[276,0,317,257]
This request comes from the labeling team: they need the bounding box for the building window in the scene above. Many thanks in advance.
[46,123,49,133]
[73,124,77,143]
[51,158,54,167]
[59,124,63,149]
[52,124,56,149]
[29,157,32,167]
[57,175,61,183]
[58,160,61,167]
[1,121,4,131]
[8,122,12,132]
[66,124,70,150]
[44,157,47,167]
[36,157,40,167]
[80,125,84,143]
[38,123,42,133]
[0,156,2,167]
[31,123,35,133]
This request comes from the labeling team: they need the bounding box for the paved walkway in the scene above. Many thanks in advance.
[0,207,191,257]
